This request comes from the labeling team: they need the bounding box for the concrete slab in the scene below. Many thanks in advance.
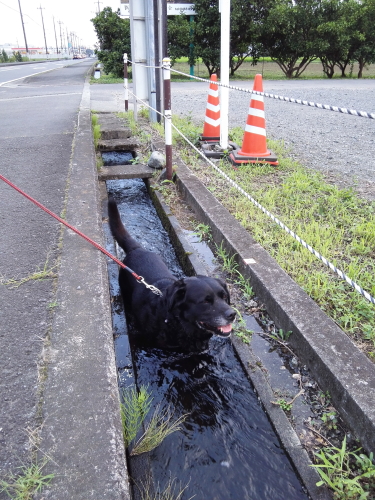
[96,113,132,140]
[98,138,140,151]
[98,163,155,180]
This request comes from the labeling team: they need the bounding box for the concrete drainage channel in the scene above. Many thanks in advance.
[95,112,374,499]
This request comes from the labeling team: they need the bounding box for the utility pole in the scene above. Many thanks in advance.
[17,0,29,54]
[58,20,64,54]
[53,16,59,54]
[37,5,48,56]
[66,28,70,55]
[94,0,102,14]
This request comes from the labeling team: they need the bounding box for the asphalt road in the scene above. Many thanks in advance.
[0,59,93,490]
[0,59,88,86]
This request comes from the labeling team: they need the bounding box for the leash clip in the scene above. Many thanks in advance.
[137,276,163,296]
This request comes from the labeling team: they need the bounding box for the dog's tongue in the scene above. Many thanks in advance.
[220,324,232,333]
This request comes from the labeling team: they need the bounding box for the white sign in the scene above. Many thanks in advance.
[120,3,130,17]
[167,3,196,15]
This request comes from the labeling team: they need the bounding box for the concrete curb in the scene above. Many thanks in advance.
[149,187,331,500]
[36,78,130,499]
[171,159,375,457]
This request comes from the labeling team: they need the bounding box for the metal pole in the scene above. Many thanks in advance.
[17,0,29,54]
[163,57,172,180]
[145,0,157,122]
[189,15,194,77]
[124,53,129,112]
[219,0,230,150]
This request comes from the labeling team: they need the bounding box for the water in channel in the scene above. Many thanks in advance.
[105,178,308,500]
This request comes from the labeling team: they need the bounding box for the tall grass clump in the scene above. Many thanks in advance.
[91,113,101,148]
[120,385,188,456]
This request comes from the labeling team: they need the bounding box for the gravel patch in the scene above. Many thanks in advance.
[171,79,375,200]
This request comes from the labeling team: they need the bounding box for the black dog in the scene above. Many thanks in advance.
[108,197,236,351]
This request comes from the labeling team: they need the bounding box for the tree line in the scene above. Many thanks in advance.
[92,0,375,79]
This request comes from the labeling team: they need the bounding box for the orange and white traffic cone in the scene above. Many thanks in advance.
[230,74,278,166]
[201,74,220,141]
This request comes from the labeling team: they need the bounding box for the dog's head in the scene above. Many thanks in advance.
[166,275,236,339]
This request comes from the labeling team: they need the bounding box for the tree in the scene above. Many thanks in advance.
[1,49,9,62]
[261,0,321,78]
[350,0,375,78]
[192,0,221,75]
[167,15,195,65]
[91,7,131,77]
[229,0,264,76]
[186,0,263,76]
[315,0,354,78]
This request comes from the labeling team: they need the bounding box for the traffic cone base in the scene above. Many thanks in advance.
[229,145,279,166]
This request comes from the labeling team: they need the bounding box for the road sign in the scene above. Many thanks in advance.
[167,3,196,15]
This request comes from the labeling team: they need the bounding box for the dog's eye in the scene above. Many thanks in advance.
[204,295,213,304]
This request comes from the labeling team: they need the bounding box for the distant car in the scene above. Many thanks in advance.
[73,54,79,59]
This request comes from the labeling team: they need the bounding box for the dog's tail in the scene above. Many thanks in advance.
[108,197,141,253]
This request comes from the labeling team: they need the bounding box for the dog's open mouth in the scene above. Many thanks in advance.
[198,321,232,337]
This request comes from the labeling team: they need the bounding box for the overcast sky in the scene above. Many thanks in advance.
[0,0,123,49]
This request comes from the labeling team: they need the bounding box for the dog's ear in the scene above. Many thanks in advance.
[166,279,187,312]
[215,278,231,304]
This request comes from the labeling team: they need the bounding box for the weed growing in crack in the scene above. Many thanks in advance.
[192,222,211,242]
[0,460,54,500]
[91,113,101,149]
[1,258,58,288]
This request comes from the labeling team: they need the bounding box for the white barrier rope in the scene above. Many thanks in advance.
[127,59,375,120]
[169,67,375,120]
[127,85,375,305]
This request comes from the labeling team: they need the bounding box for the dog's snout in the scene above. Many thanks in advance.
[226,309,236,322]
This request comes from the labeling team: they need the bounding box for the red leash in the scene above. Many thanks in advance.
[0,173,162,296]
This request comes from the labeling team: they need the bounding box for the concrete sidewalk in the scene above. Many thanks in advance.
[36,79,130,500]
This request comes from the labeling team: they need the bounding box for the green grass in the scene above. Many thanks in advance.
[138,476,195,500]
[131,406,187,456]
[155,117,375,360]
[311,437,375,499]
[91,113,101,148]
[90,72,125,84]
[0,461,54,500]
[120,385,188,456]
[0,258,57,288]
